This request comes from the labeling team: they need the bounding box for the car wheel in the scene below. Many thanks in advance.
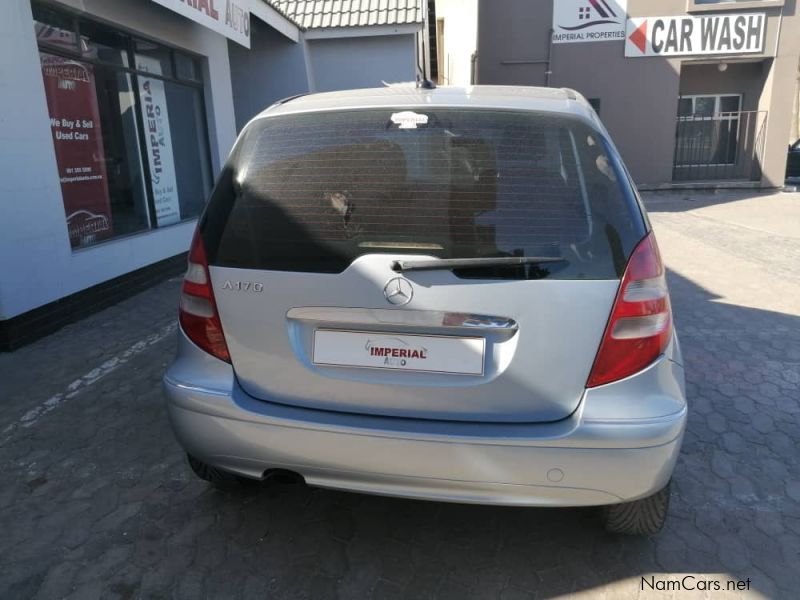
[602,481,671,535]
[187,454,253,488]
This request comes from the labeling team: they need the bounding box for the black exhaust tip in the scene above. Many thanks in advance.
[263,469,305,485]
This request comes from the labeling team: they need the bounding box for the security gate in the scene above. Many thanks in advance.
[673,108,767,182]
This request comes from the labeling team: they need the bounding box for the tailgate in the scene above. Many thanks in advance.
[212,255,618,422]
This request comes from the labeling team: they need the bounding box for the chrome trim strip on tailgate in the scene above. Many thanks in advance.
[286,307,518,330]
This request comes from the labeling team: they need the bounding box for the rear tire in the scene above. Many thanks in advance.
[187,454,253,488]
[603,481,671,535]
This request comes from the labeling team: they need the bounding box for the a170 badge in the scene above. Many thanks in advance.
[222,280,264,292]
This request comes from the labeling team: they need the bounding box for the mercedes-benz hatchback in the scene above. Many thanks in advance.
[164,85,686,535]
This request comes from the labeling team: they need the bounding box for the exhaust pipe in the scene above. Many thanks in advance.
[262,469,305,485]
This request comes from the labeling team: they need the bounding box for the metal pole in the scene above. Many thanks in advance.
[742,111,752,180]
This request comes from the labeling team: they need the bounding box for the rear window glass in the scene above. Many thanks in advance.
[202,109,645,279]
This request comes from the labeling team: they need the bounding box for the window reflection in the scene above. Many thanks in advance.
[33,3,213,250]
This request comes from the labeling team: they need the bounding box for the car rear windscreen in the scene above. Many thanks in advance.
[201,108,646,279]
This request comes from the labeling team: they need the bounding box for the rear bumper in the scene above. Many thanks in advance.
[163,334,687,507]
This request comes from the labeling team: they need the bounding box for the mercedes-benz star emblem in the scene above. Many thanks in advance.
[383,277,413,306]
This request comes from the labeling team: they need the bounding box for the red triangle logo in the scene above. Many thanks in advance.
[629,19,648,54]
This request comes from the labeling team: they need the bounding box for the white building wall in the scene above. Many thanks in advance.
[434,0,477,86]
[0,0,238,320]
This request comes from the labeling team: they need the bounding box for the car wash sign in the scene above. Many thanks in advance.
[151,0,250,47]
[553,0,629,43]
[625,13,766,57]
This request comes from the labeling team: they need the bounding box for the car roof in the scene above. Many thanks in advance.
[253,85,600,126]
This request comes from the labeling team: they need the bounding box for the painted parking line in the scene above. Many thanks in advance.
[0,322,177,445]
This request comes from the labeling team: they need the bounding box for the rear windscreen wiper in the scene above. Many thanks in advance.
[392,256,567,272]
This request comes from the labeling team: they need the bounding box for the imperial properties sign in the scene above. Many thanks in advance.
[151,0,250,48]
[553,0,629,44]
[625,13,766,57]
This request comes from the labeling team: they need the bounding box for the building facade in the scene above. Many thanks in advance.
[0,0,424,350]
[476,0,800,189]
[231,0,425,130]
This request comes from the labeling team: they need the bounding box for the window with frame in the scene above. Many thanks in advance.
[676,94,742,167]
[33,3,213,250]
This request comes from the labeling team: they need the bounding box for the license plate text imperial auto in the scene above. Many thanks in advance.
[312,329,485,375]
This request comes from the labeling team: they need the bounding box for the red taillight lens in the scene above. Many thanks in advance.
[178,230,231,363]
[587,232,672,387]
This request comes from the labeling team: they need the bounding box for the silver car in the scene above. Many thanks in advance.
[164,85,686,535]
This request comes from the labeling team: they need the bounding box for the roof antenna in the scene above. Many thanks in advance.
[416,76,436,90]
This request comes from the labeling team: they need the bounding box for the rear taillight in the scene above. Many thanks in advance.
[587,232,672,387]
[179,230,231,363]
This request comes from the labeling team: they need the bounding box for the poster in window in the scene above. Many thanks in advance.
[136,56,181,226]
[40,54,114,248]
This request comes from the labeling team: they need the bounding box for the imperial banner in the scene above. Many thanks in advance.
[136,56,181,227]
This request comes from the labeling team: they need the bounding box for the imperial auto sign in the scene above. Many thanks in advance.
[151,0,250,47]
[625,13,766,57]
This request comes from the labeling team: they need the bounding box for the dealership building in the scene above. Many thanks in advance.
[476,0,800,189]
[3,0,799,350]
[0,0,425,349]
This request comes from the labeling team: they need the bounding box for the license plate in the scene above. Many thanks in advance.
[312,329,485,375]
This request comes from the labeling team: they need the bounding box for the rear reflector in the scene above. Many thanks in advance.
[178,230,231,363]
[587,232,672,387]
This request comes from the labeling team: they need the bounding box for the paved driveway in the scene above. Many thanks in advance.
[1,191,799,599]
